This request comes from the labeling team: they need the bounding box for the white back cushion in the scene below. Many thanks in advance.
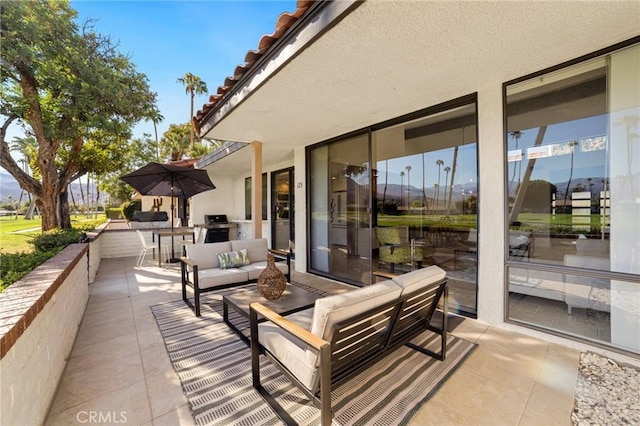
[231,238,269,263]
[309,281,401,340]
[186,241,231,270]
[391,266,446,296]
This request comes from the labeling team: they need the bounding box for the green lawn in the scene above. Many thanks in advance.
[0,215,106,253]
[0,217,43,253]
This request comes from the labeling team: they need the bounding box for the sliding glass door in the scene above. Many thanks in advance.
[308,97,479,316]
[372,102,478,315]
[271,167,294,252]
[309,133,372,285]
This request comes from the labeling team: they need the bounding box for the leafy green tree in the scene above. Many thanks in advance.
[176,73,208,151]
[0,0,157,230]
[99,134,158,203]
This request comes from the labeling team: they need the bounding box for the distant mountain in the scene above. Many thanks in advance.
[0,169,98,206]
[376,182,477,201]
[0,171,21,201]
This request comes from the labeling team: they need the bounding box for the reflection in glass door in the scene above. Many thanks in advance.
[271,167,294,252]
[309,134,372,285]
[372,102,478,315]
[308,98,478,316]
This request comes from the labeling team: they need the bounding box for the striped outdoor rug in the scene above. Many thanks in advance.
[151,284,476,426]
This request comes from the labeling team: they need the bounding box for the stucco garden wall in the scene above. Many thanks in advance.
[0,244,89,426]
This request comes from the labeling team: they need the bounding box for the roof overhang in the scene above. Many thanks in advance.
[198,0,640,154]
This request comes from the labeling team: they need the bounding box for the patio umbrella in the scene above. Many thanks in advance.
[120,162,216,259]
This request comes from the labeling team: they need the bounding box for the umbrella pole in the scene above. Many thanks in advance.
[169,181,178,263]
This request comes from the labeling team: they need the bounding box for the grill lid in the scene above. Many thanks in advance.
[205,214,228,224]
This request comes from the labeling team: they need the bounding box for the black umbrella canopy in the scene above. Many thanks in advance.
[120,162,216,199]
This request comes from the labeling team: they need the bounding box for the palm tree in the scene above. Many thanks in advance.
[405,165,412,211]
[400,170,405,211]
[177,73,208,151]
[147,108,164,161]
[435,159,444,210]
[443,166,451,210]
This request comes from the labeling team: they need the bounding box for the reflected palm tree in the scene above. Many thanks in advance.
[400,170,405,211]
[443,166,451,210]
[382,160,388,207]
[436,159,444,211]
[421,153,428,211]
[446,146,459,215]
[434,183,439,210]
[405,165,412,210]
[562,141,578,212]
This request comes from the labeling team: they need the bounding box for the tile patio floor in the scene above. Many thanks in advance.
[45,256,582,425]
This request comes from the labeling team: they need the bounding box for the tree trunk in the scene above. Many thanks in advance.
[446,147,458,215]
[59,189,72,229]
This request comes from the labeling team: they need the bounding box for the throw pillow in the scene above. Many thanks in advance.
[217,249,251,269]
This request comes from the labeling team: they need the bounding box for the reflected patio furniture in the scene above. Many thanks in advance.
[509,230,532,259]
[375,226,422,273]
[454,228,477,256]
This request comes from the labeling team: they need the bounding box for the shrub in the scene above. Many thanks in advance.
[105,208,123,219]
[1,222,101,292]
[0,249,61,291]
[121,200,142,221]
[29,228,84,252]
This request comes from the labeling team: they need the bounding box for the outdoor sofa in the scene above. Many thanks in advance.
[180,238,290,316]
[250,266,448,426]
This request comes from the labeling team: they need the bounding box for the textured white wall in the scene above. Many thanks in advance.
[0,249,89,426]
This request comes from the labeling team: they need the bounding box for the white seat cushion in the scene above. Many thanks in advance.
[239,261,288,281]
[258,309,316,390]
[391,266,446,296]
[231,239,269,263]
[195,268,249,289]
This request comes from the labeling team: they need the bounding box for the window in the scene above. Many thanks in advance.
[505,42,640,355]
[244,173,267,220]
[308,96,479,316]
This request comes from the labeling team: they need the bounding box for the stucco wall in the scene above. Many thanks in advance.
[0,245,89,426]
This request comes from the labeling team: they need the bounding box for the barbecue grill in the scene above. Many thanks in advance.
[201,214,237,242]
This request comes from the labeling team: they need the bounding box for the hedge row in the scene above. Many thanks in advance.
[0,224,98,292]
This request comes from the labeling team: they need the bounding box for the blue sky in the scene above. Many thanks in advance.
[5,0,296,145]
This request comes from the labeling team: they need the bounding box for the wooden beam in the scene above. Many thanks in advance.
[251,141,263,238]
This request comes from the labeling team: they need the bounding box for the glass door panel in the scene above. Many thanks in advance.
[271,167,294,252]
[372,103,478,315]
[309,134,372,285]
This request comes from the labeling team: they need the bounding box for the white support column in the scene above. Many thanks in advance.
[294,146,307,272]
[609,45,640,351]
[477,84,507,325]
[251,141,263,239]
